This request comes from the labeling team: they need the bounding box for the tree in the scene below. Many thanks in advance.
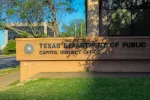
[0,0,76,37]
[61,19,87,37]
[106,0,150,35]
[3,39,16,55]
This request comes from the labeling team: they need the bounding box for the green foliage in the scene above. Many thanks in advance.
[61,19,87,37]
[108,9,132,35]
[16,31,29,38]
[0,0,77,37]
[61,32,74,37]
[41,33,49,38]
[6,9,15,16]
[3,40,16,55]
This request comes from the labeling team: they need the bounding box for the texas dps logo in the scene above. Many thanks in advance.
[24,44,34,54]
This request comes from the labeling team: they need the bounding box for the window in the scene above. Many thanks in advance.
[100,0,150,36]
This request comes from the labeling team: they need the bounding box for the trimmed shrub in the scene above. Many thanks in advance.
[3,40,16,55]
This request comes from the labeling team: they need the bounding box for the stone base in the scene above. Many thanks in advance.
[20,61,150,82]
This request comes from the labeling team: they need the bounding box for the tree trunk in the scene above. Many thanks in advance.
[47,0,60,37]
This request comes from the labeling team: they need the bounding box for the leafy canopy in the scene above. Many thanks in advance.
[0,0,77,37]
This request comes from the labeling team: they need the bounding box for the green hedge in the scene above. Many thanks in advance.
[3,40,16,55]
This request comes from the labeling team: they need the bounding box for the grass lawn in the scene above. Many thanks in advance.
[0,66,19,77]
[0,78,150,100]
[0,54,16,58]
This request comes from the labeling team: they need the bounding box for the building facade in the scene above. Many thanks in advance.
[87,0,150,72]
[0,30,7,50]
[87,0,150,36]
[0,22,54,49]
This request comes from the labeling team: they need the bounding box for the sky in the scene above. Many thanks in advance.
[58,0,86,31]
[58,0,86,24]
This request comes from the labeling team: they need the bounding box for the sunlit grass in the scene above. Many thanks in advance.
[7,80,20,87]
[0,78,150,100]
[0,54,16,58]
[0,66,19,77]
